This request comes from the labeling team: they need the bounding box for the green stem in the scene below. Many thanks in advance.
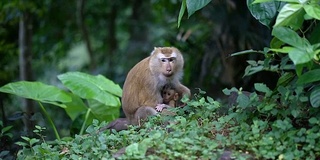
[38,102,60,140]
[80,108,91,135]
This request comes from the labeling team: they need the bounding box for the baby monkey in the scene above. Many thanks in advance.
[156,84,180,112]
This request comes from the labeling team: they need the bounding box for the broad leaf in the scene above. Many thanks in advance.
[310,86,320,108]
[288,47,314,64]
[272,27,305,48]
[64,93,87,121]
[0,81,71,108]
[304,4,320,20]
[88,99,119,122]
[247,0,284,28]
[297,69,320,84]
[274,3,305,30]
[186,0,211,18]
[58,72,122,107]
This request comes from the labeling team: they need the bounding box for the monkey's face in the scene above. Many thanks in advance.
[162,89,176,103]
[160,57,176,77]
[150,47,184,79]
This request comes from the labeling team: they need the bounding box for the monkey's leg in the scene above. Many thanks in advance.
[133,106,158,126]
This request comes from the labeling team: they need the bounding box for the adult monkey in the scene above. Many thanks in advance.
[122,47,190,125]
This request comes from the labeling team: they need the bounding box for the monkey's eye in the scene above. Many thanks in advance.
[161,59,166,62]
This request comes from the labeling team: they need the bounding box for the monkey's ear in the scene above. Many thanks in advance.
[173,93,179,101]
[151,47,158,55]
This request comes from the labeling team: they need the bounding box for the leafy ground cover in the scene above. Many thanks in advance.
[13,87,320,159]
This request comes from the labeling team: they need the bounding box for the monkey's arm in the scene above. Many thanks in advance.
[176,83,191,98]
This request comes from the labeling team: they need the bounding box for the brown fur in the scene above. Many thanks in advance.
[122,47,190,125]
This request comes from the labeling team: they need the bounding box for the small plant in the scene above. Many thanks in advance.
[0,121,14,159]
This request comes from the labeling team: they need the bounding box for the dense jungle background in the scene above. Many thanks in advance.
[1,0,320,159]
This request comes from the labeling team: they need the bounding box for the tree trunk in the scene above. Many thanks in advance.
[77,0,95,71]
[19,10,34,135]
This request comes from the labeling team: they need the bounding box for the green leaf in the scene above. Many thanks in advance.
[297,69,320,84]
[0,81,71,108]
[310,86,320,107]
[252,0,273,4]
[88,99,119,122]
[64,93,87,121]
[186,0,211,18]
[295,63,304,76]
[274,3,305,30]
[58,72,122,107]
[244,65,264,76]
[264,103,276,111]
[177,0,186,28]
[29,138,40,146]
[288,47,314,64]
[207,96,215,104]
[270,37,284,48]
[237,93,250,108]
[253,0,300,3]
[309,117,318,124]
[270,46,294,53]
[247,0,284,28]
[304,4,320,20]
[291,109,299,118]
[272,27,305,48]
[1,126,13,134]
[276,72,295,87]
[254,83,272,95]
[231,49,264,56]
[222,87,238,95]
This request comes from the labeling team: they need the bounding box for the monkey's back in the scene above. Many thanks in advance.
[122,57,160,118]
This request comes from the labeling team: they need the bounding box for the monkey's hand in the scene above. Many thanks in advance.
[155,104,167,112]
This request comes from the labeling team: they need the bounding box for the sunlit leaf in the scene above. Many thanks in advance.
[274,3,304,30]
[0,81,71,108]
[186,0,211,18]
[288,47,314,64]
[58,72,122,107]
[270,46,294,53]
[252,0,273,4]
[304,4,320,20]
